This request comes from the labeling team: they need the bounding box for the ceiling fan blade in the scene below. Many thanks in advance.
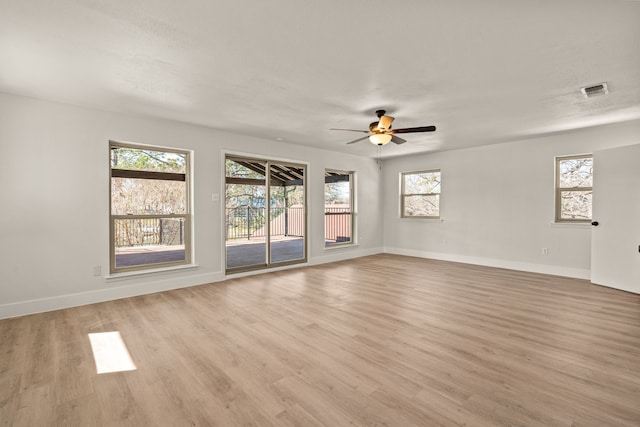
[391,125,436,134]
[346,135,370,144]
[377,115,394,131]
[391,135,406,144]
[330,128,369,133]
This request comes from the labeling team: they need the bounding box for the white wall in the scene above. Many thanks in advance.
[0,92,383,318]
[3,90,638,319]
[382,120,640,279]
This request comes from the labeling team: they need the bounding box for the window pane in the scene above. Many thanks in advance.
[111,147,186,173]
[114,217,186,268]
[559,158,593,188]
[112,178,187,215]
[325,181,350,206]
[225,159,265,179]
[325,210,352,245]
[404,172,441,194]
[404,195,440,217]
[559,191,592,220]
[325,172,352,245]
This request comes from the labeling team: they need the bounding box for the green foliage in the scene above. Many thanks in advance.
[225,159,264,179]
[111,147,186,173]
[558,156,593,220]
[284,186,304,206]
[110,146,189,247]
[325,181,350,205]
[559,158,593,188]
[404,172,440,194]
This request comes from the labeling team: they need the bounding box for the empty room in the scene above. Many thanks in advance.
[1,0,639,426]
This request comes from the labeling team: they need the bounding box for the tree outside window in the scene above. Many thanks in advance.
[110,142,191,273]
[401,170,441,218]
[555,155,593,222]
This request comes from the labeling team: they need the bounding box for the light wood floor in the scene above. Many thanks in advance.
[1,254,639,426]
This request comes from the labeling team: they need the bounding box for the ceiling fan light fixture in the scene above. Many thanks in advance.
[369,133,392,145]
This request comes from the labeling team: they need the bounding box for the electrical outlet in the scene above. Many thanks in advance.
[93,266,102,276]
[542,248,549,255]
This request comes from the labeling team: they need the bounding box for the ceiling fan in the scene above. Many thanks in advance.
[331,110,436,146]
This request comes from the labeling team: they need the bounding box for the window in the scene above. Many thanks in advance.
[555,154,593,222]
[401,169,441,218]
[324,170,354,246]
[109,142,191,273]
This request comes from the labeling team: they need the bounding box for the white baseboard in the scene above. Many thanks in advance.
[0,247,384,320]
[591,279,640,295]
[0,271,225,320]
[1,246,589,320]
[383,247,591,280]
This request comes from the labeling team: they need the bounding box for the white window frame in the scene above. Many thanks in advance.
[109,141,192,274]
[400,169,441,219]
[555,154,593,223]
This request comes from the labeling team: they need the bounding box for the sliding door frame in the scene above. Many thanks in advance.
[223,152,308,275]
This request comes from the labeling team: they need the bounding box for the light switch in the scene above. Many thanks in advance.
[212,193,219,202]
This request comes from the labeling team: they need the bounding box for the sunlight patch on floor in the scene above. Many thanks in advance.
[88,331,137,374]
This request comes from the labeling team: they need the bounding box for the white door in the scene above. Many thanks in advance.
[591,143,640,294]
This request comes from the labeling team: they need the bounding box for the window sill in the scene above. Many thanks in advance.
[105,263,199,281]
[550,222,591,229]
[398,218,443,223]
[324,243,359,251]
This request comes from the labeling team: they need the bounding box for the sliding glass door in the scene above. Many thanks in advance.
[225,155,306,273]
[225,157,267,269]
[269,162,305,264]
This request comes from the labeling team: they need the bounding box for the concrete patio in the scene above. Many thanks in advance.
[114,237,305,270]
[225,236,304,269]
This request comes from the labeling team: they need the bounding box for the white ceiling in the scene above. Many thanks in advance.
[1,0,639,158]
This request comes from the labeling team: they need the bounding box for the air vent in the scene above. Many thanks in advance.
[581,82,609,98]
